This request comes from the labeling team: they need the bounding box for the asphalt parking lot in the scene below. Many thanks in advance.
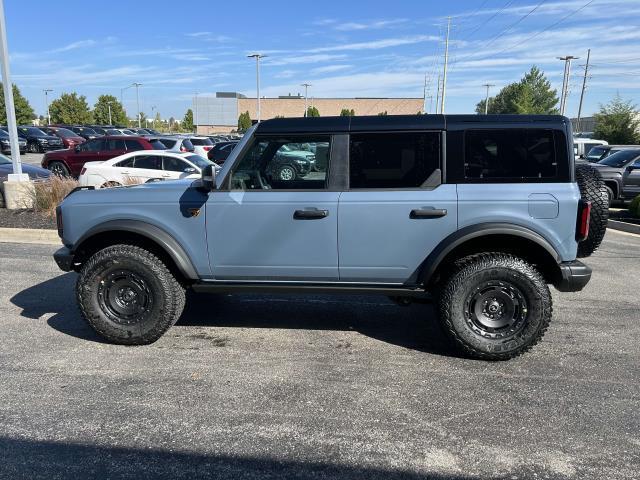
[0,232,639,480]
[17,152,42,167]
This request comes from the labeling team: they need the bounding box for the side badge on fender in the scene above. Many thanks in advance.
[188,208,201,218]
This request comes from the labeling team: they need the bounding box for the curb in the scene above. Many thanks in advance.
[607,220,640,236]
[0,227,61,245]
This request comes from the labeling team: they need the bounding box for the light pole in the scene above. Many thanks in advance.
[132,82,142,128]
[194,92,198,133]
[301,83,311,117]
[482,84,495,114]
[151,105,156,129]
[558,56,578,116]
[43,89,52,125]
[107,101,113,125]
[247,53,266,122]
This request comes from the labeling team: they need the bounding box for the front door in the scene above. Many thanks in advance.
[338,131,458,283]
[71,138,106,176]
[206,135,338,281]
[623,159,640,199]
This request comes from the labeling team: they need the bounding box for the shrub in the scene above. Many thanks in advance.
[630,194,640,217]
[29,176,79,216]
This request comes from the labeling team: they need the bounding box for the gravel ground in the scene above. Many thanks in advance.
[0,232,639,479]
[0,208,56,229]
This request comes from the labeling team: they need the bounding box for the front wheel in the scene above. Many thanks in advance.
[437,253,552,360]
[277,165,296,181]
[48,161,70,177]
[76,245,186,345]
[28,142,39,153]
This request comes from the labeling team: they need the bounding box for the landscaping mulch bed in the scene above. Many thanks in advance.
[0,209,56,230]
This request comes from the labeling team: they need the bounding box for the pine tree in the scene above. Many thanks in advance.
[306,106,320,117]
[182,109,194,131]
[237,111,252,132]
[93,95,127,125]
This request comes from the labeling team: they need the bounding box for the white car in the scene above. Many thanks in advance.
[78,150,213,188]
[186,136,214,158]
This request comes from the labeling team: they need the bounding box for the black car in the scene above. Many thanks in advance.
[207,141,238,164]
[591,149,640,202]
[66,126,102,140]
[0,153,50,207]
[584,144,640,163]
[17,126,64,153]
[0,129,27,154]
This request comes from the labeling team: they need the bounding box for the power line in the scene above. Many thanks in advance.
[458,0,517,41]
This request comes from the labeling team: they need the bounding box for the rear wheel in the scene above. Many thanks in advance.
[278,165,296,181]
[48,161,70,177]
[437,253,552,361]
[76,245,186,345]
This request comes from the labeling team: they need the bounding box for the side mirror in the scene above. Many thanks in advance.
[201,164,216,191]
[628,163,640,171]
[74,145,81,153]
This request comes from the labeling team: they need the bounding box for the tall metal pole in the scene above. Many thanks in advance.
[194,92,198,133]
[0,0,23,178]
[558,56,578,116]
[107,102,112,125]
[435,74,441,114]
[483,84,495,114]
[422,73,428,113]
[247,54,266,122]
[132,82,142,128]
[576,49,591,133]
[440,16,451,114]
[301,83,311,117]
[43,89,52,125]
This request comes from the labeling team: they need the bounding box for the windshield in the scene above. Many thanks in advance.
[598,150,640,168]
[75,127,97,134]
[185,154,213,169]
[586,146,607,160]
[54,128,78,138]
[0,129,9,138]
[24,127,47,136]
[0,153,11,164]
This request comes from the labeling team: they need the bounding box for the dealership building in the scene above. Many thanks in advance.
[193,92,424,134]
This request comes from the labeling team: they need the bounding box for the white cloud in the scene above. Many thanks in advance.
[334,19,407,31]
[307,35,439,53]
[311,64,352,74]
[264,54,348,66]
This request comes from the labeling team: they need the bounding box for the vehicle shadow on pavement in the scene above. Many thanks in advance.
[177,291,459,357]
[0,435,485,480]
[10,275,458,357]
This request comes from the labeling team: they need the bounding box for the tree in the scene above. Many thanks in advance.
[593,95,640,144]
[182,108,194,131]
[0,83,35,124]
[475,66,559,115]
[340,108,355,116]
[49,92,93,124]
[306,106,320,117]
[377,111,388,116]
[237,111,252,132]
[93,95,127,125]
[153,111,161,130]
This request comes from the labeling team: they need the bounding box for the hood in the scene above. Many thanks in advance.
[0,163,51,180]
[591,164,623,175]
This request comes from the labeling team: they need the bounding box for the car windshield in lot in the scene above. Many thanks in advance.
[52,128,78,138]
[23,127,47,136]
[586,146,608,161]
[597,149,640,167]
[184,154,213,169]
[0,153,12,164]
[74,127,97,134]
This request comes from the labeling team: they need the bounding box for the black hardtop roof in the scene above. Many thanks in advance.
[255,114,570,134]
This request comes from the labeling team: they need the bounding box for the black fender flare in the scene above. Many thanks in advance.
[415,223,561,285]
[73,220,199,280]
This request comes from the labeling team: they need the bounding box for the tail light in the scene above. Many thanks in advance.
[80,167,87,175]
[576,199,591,242]
[180,146,187,152]
[203,146,212,151]
[56,206,63,238]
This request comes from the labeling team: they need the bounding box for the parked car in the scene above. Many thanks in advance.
[53,115,607,360]
[591,149,640,202]
[65,126,102,140]
[16,126,64,152]
[157,136,195,153]
[207,141,238,164]
[89,126,113,136]
[40,127,86,149]
[187,136,214,157]
[573,138,607,160]
[0,129,27,154]
[41,136,167,177]
[78,151,213,188]
[584,144,640,163]
[0,153,50,208]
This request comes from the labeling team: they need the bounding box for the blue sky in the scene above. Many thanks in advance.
[5,0,640,120]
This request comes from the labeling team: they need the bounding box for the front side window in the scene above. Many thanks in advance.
[230,136,330,190]
[80,139,104,152]
[465,129,557,180]
[163,156,189,172]
[349,132,440,189]
[106,139,126,150]
[586,146,607,161]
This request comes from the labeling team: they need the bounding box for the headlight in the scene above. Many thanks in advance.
[37,138,48,143]
[295,158,307,164]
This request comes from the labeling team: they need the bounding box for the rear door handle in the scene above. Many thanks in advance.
[410,207,448,219]
[294,208,329,220]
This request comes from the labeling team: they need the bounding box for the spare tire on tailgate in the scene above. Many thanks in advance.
[575,163,609,257]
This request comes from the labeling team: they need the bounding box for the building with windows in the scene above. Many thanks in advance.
[193,92,424,134]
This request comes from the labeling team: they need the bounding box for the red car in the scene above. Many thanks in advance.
[42,135,167,177]
[40,126,86,149]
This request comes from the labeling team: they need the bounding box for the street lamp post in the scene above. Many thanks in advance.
[43,89,52,125]
[151,105,156,129]
[247,53,266,122]
[132,82,142,128]
[194,92,198,133]
[107,101,113,125]
[301,83,311,117]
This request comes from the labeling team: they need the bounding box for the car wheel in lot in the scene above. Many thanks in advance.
[604,185,614,204]
[278,165,296,181]
[76,244,186,345]
[28,142,38,153]
[48,161,70,177]
[575,164,609,258]
[438,253,552,361]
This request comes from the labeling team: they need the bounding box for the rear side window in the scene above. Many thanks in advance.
[159,139,177,149]
[349,132,441,189]
[465,129,557,180]
[190,138,213,146]
[125,139,143,151]
[149,140,167,150]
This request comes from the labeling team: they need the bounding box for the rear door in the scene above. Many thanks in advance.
[102,138,126,161]
[338,131,457,283]
[71,138,106,176]
[131,155,164,183]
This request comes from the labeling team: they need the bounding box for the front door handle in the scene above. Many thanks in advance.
[410,207,448,219]
[294,208,329,220]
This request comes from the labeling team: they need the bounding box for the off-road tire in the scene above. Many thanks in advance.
[575,164,609,257]
[76,244,186,345]
[438,253,552,361]
[48,161,70,177]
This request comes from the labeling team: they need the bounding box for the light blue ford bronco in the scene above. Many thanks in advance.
[54,115,608,360]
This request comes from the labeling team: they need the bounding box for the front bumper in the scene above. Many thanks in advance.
[555,260,592,292]
[53,246,75,272]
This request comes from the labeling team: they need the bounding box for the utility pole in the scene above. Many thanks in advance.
[194,92,198,133]
[107,101,112,125]
[435,73,441,114]
[440,16,451,114]
[558,55,578,116]
[151,105,156,129]
[132,82,142,128]
[301,83,311,117]
[247,53,266,122]
[422,73,428,113]
[0,0,24,178]
[43,89,52,125]
[576,49,591,133]
[482,84,495,114]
